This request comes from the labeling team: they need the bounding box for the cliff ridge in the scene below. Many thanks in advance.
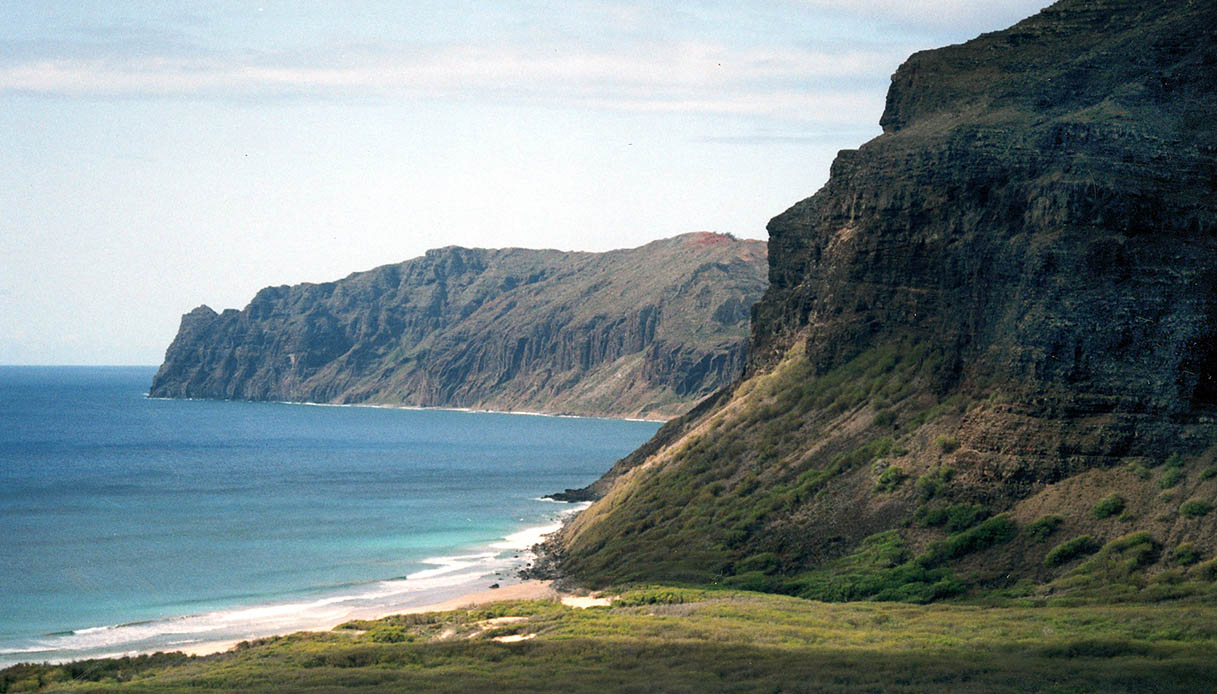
[151,233,767,420]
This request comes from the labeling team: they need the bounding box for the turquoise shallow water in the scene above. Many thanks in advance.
[0,366,659,665]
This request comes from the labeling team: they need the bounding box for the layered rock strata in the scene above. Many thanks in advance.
[151,233,767,420]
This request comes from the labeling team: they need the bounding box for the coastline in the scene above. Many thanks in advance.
[145,395,670,424]
[174,580,564,658]
[1,504,594,668]
[4,370,649,670]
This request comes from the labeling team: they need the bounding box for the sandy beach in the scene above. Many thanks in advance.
[175,580,570,658]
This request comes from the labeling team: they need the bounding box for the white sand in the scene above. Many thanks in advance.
[176,580,562,658]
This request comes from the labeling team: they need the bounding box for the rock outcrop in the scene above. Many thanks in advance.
[547,0,1217,600]
[151,233,767,420]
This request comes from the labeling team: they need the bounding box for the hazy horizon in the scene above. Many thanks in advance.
[2,0,1054,365]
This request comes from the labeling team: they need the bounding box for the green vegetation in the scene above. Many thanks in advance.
[775,531,964,603]
[916,465,955,501]
[366,626,412,643]
[1157,453,1186,488]
[1043,533,1217,603]
[1026,515,1063,542]
[1045,536,1101,567]
[1158,467,1184,489]
[934,435,960,454]
[913,503,989,531]
[922,515,1017,565]
[764,516,1018,604]
[1179,499,1214,518]
[872,464,907,493]
[6,591,1217,693]
[1201,464,1217,480]
[906,393,970,430]
[559,340,955,588]
[1172,543,1201,566]
[1092,494,1126,519]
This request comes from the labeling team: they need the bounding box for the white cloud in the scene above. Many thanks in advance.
[0,41,901,124]
[789,0,1054,30]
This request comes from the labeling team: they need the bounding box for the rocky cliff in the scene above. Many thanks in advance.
[150,233,767,419]
[546,0,1217,601]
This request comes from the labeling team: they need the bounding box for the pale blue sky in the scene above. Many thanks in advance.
[1,1,1053,365]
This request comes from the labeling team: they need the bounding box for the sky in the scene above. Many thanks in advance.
[0,0,1054,365]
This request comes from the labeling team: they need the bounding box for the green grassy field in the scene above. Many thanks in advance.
[6,587,1217,693]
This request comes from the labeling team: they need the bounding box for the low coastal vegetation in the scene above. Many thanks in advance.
[552,334,1217,607]
[6,588,1217,693]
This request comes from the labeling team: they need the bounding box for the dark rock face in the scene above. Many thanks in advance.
[150,233,767,419]
[548,0,1217,593]
[753,0,1217,435]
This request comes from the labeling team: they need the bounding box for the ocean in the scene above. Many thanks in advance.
[0,366,660,666]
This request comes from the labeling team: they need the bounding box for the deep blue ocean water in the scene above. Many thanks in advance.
[0,366,659,665]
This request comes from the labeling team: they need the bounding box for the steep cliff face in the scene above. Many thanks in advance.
[548,0,1217,600]
[151,233,767,420]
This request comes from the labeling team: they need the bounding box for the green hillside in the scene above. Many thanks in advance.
[547,0,1217,602]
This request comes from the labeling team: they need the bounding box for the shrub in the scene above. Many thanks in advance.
[1198,558,1217,581]
[614,588,707,606]
[914,504,988,531]
[1171,543,1201,566]
[1164,452,1185,469]
[1092,494,1126,519]
[1179,499,1214,518]
[921,515,1017,566]
[366,626,411,643]
[1202,465,1217,480]
[1098,532,1160,571]
[723,571,781,592]
[913,505,948,527]
[917,466,954,501]
[1159,468,1184,489]
[945,504,990,531]
[1026,515,1063,542]
[873,465,907,493]
[1045,535,1101,567]
[1127,462,1151,480]
[934,435,960,454]
[736,552,780,574]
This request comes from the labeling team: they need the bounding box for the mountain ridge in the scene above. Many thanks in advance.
[150,232,767,420]
[543,0,1217,602]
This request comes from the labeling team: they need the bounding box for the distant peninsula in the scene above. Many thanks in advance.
[150,232,767,420]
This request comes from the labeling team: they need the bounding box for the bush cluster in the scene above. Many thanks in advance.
[1171,543,1201,566]
[1026,515,1064,542]
[1092,494,1126,519]
[934,435,960,454]
[1045,536,1101,567]
[873,465,907,493]
[1179,499,1213,518]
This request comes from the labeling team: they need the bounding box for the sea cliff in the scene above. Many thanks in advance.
[547,0,1217,601]
[151,233,766,420]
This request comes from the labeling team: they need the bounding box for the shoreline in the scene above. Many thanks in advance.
[1,505,593,668]
[5,506,594,667]
[144,395,670,424]
[174,580,565,658]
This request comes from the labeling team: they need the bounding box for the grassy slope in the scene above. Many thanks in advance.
[6,589,1217,693]
[553,337,1217,603]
